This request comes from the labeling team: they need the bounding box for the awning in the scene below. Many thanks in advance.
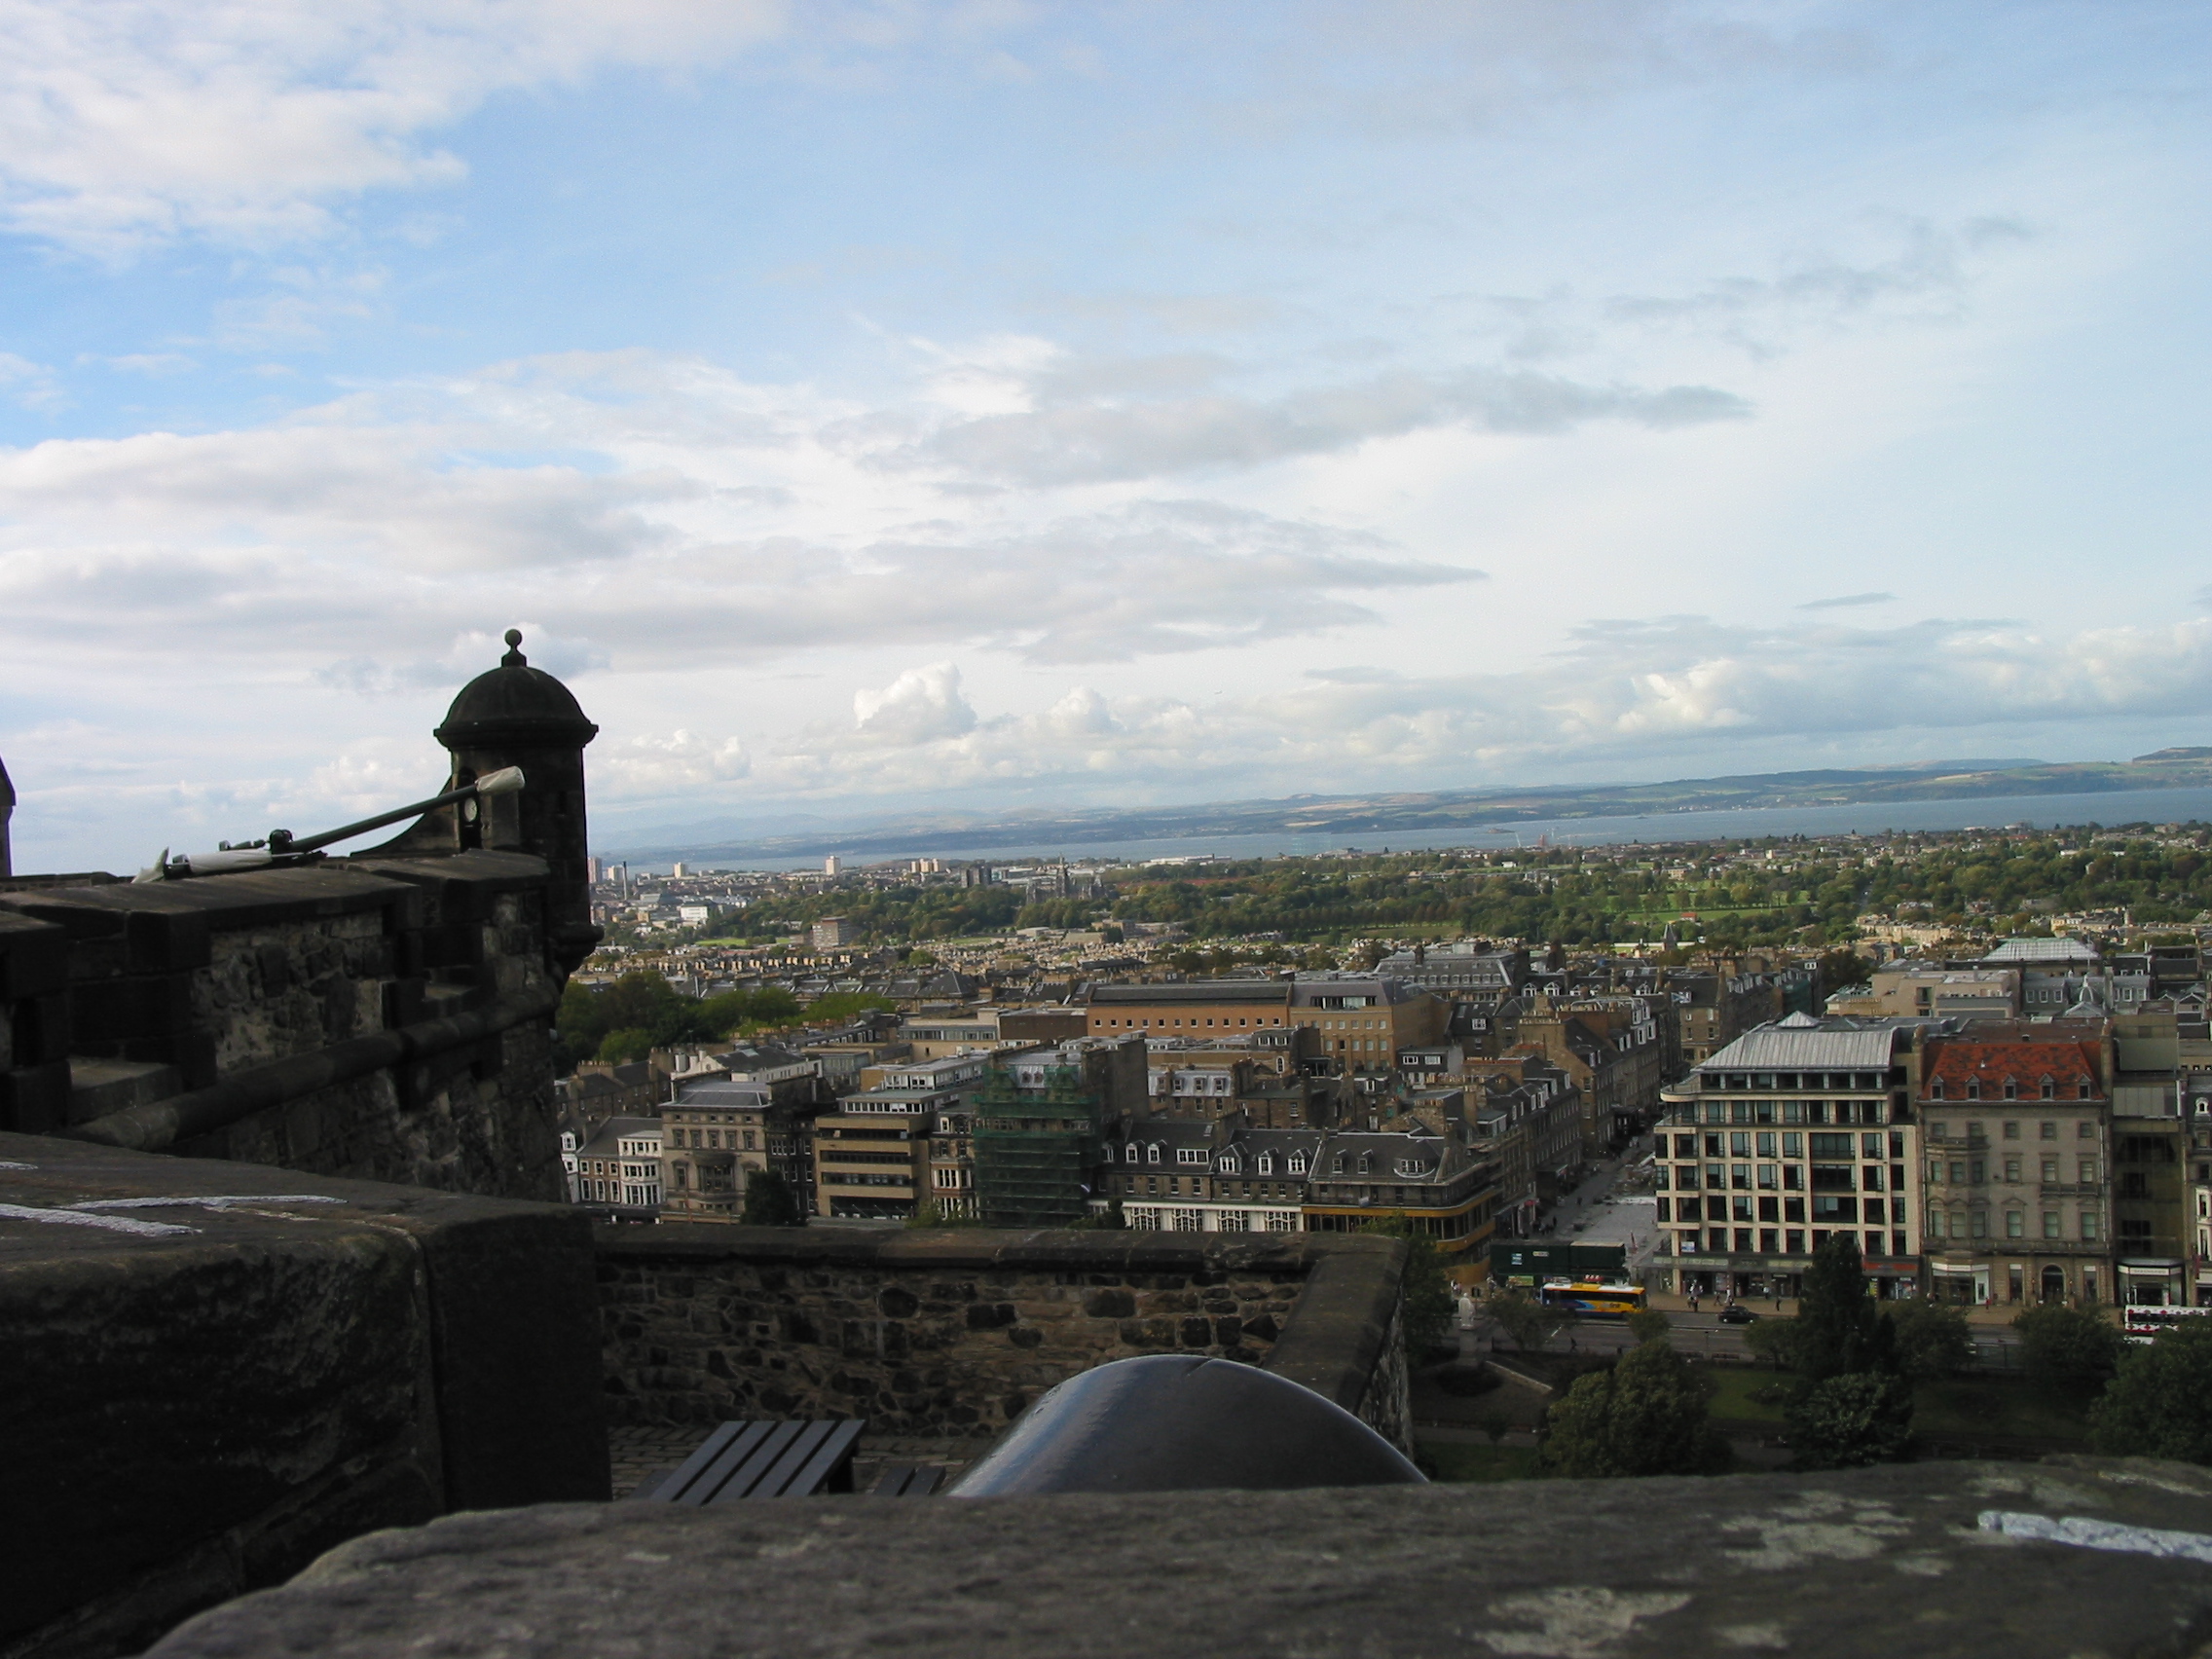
[2119,1259,2186,1274]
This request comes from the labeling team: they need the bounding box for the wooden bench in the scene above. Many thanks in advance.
[629,1419,866,1504]
[868,1460,944,1497]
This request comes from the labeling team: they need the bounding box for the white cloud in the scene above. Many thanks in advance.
[583,612,2212,816]
[915,366,1749,485]
[851,662,976,745]
[0,348,1485,670]
[0,0,789,255]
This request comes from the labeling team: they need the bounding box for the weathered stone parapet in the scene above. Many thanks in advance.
[595,1227,1412,1450]
[1,853,568,1201]
[146,1456,2212,1659]
[0,1133,607,1659]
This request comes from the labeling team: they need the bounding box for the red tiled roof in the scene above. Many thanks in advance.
[1920,1039,2101,1099]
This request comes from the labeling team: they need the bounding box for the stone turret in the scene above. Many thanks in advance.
[384,630,602,977]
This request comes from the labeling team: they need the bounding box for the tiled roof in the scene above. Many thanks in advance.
[1921,1039,2100,1097]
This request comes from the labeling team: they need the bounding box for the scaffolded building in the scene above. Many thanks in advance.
[973,1061,1108,1228]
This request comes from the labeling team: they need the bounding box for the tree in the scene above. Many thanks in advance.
[1794,1235,1896,1382]
[1540,1340,1730,1477]
[1786,1372,1914,1469]
[1887,1300,1972,1383]
[1814,947,1875,996]
[2090,1321,2212,1464]
[1624,1309,1672,1346]
[1743,1316,1801,1371]
[1360,1217,1456,1362]
[2013,1304,2125,1398]
[1488,1291,1549,1351]
[739,1168,802,1227]
[595,1027,654,1065]
[803,990,896,1022]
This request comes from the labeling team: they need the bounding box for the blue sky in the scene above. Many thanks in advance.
[2,0,2210,870]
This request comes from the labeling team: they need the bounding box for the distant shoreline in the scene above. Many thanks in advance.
[601,775,2212,874]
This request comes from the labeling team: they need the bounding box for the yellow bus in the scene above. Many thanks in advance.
[1539,1278,1647,1319]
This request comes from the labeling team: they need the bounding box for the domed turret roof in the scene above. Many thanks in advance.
[434,630,599,749]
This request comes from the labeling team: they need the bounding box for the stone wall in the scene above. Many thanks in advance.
[144,1456,2212,1659]
[0,1133,607,1659]
[0,852,566,1202]
[595,1228,1412,1449]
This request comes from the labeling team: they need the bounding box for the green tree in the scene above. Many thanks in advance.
[595,1027,654,1064]
[1887,1300,1972,1383]
[1786,1372,1914,1469]
[739,1168,802,1227]
[1540,1340,1731,1477]
[1742,1316,1801,1371]
[904,1198,983,1229]
[2090,1321,2212,1464]
[1360,1217,1456,1361]
[801,991,897,1024]
[2013,1303,2125,1399]
[1624,1309,1673,1346]
[1794,1235,1896,1382]
[1488,1291,1550,1351]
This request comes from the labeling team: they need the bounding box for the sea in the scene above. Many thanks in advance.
[618,785,2212,875]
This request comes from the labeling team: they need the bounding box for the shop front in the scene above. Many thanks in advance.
[2120,1258,2188,1307]
[1930,1257,1988,1306]
[1863,1257,1923,1299]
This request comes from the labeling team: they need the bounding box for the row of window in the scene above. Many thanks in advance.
[572,1177,662,1206]
[1122,1143,1312,1175]
[1930,1158,2097,1185]
[1663,1161,1901,1192]
[1931,1120,2095,1141]
[1677,1098,1887,1125]
[1929,1079,2092,1100]
[670,1127,756,1150]
[1096,1015,1285,1029]
[1124,1207,1303,1232]
[1928,1208,2099,1240]
[1676,1228,1904,1258]
[1706,1072,1889,1091]
[1661,1195,1906,1225]
[1671,1131,1899,1161]
[1119,1174,1306,1199]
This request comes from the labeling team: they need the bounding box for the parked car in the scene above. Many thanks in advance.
[1717,1304,1759,1325]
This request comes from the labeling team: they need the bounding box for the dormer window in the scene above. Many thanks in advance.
[1258,1154,1274,1175]
[1147,1144,1162,1164]
[1333,1154,1346,1173]
[1125,1144,1138,1163]
[2003,1081,2018,1100]
[1931,1081,1945,1100]
[2077,1081,2091,1099]
[2041,1079,2055,1100]
[1967,1081,1981,1100]
[1288,1154,1308,1174]
[1218,1156,1237,1173]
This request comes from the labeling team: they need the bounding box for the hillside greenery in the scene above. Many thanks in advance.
[682,827,2212,951]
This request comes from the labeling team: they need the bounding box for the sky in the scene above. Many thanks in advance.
[2,0,2210,871]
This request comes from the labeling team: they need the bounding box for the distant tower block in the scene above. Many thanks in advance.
[430,629,604,977]
[824,855,841,876]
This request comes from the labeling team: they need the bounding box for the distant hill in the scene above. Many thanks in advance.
[607,751,2212,864]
